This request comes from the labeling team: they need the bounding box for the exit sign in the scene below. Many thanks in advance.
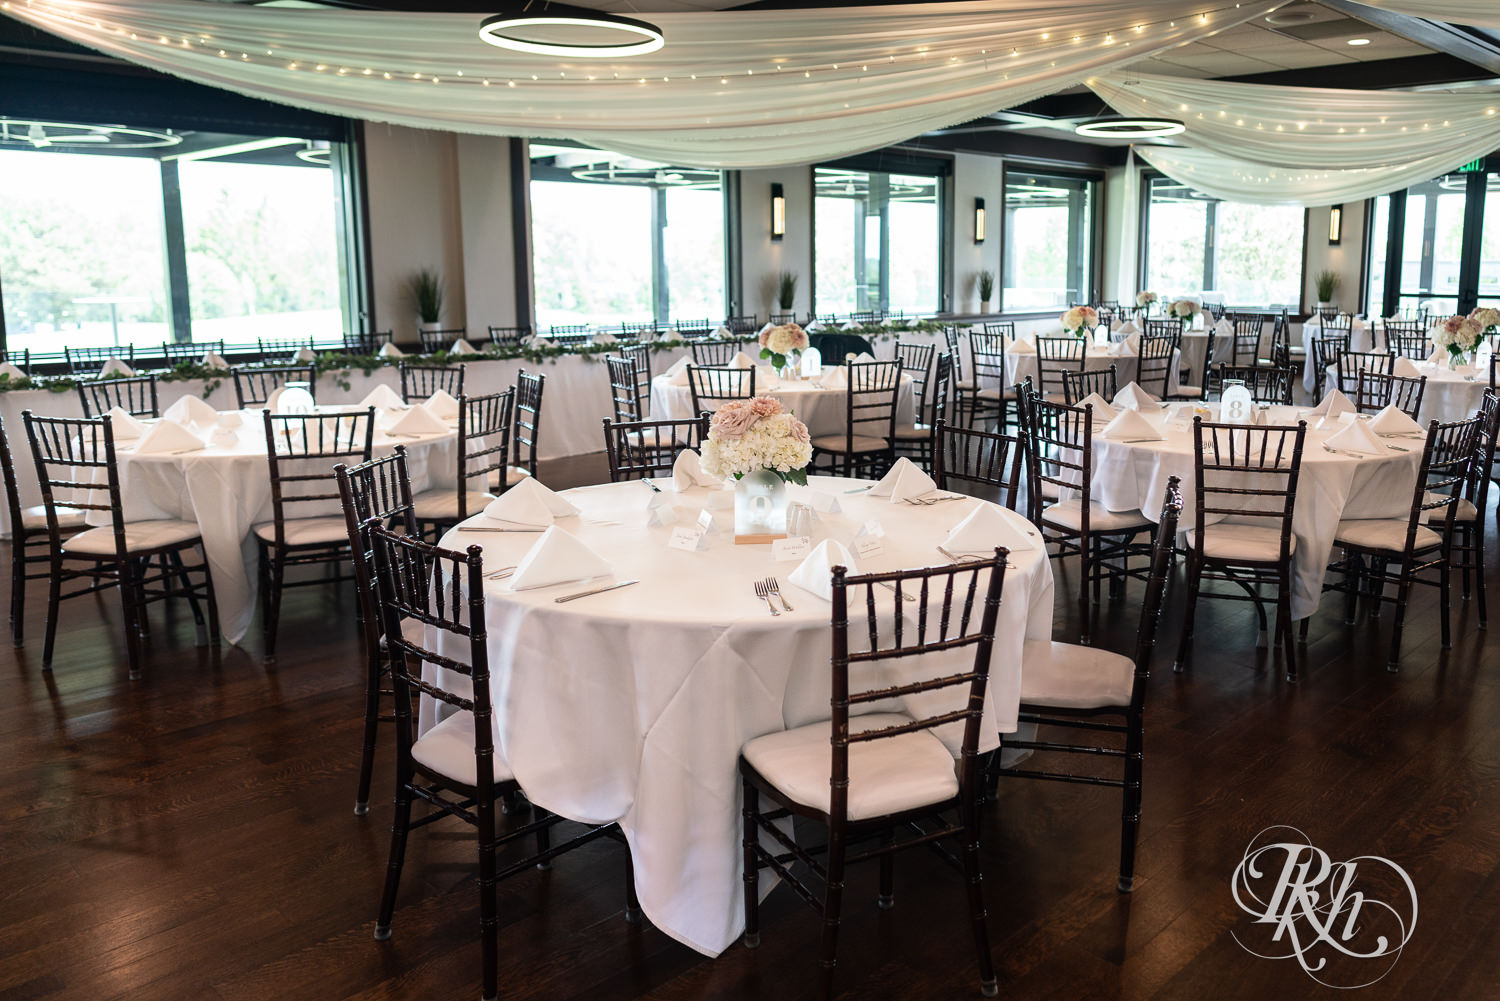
[1458,158,1487,173]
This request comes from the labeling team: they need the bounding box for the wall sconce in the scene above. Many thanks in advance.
[1328,204,1342,246]
[770,183,785,241]
[974,197,986,244]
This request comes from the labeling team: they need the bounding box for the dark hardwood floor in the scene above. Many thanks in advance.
[3,450,1498,1001]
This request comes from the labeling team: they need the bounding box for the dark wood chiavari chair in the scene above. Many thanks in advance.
[621,343,652,414]
[23,412,219,679]
[726,315,760,336]
[690,338,744,367]
[1229,315,1264,366]
[486,325,531,349]
[549,324,588,338]
[1387,328,1429,361]
[618,321,654,342]
[982,321,1016,339]
[367,525,628,1001]
[161,339,225,365]
[256,408,374,663]
[3,348,30,375]
[1314,414,1481,670]
[965,331,1012,429]
[413,390,514,534]
[944,326,978,421]
[502,369,545,493]
[1174,322,1214,400]
[1143,319,1180,341]
[894,340,935,418]
[76,374,160,418]
[1136,330,1178,400]
[399,362,465,403]
[1354,370,1426,419]
[740,554,1006,1000]
[810,359,900,478]
[1034,336,1086,401]
[769,312,796,325]
[344,330,394,354]
[1335,349,1395,396]
[417,327,467,353]
[848,309,881,325]
[606,356,643,423]
[1260,309,1295,369]
[232,365,317,408]
[1309,333,1351,399]
[65,343,134,375]
[257,336,313,361]
[932,419,1024,511]
[1062,364,1118,406]
[0,413,86,646]
[674,319,715,340]
[1174,419,1307,680]
[1209,365,1293,404]
[334,445,419,815]
[894,351,951,471]
[1382,317,1424,351]
[687,365,756,416]
[1203,300,1227,322]
[602,415,710,481]
[990,477,1182,891]
[1445,391,1498,627]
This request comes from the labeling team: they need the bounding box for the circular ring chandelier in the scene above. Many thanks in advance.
[479,3,664,58]
[296,143,332,165]
[0,119,182,149]
[1074,117,1186,140]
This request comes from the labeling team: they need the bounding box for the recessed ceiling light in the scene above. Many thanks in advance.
[1347,37,1372,46]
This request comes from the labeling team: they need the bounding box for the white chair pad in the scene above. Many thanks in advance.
[892,423,933,440]
[1186,522,1294,562]
[252,516,351,546]
[1042,499,1152,534]
[413,489,495,521]
[1334,518,1440,553]
[975,387,1013,401]
[741,712,958,822]
[411,710,515,788]
[1175,384,1205,397]
[506,466,532,486]
[63,519,201,555]
[1453,498,1478,523]
[20,504,87,531]
[810,434,890,453]
[1019,639,1135,710]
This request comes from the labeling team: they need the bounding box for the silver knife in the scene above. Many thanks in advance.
[641,477,662,493]
[555,579,640,603]
[459,525,545,533]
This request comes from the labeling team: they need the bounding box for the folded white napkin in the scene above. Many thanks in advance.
[293,347,317,364]
[819,367,848,389]
[1116,320,1139,336]
[507,526,613,591]
[662,357,690,379]
[104,406,146,440]
[806,321,824,333]
[99,357,135,378]
[1392,356,1422,378]
[868,457,937,503]
[0,362,27,381]
[483,475,578,528]
[201,351,230,371]
[163,395,219,428]
[359,384,405,410]
[729,352,757,369]
[1112,382,1158,410]
[386,405,449,436]
[851,352,877,364]
[449,338,478,355]
[1008,338,1037,354]
[787,539,860,601]
[1075,393,1118,422]
[1102,408,1163,441]
[711,325,733,338]
[669,364,692,387]
[378,342,406,358]
[1426,347,1446,366]
[1324,419,1385,456]
[1214,318,1233,338]
[135,419,205,455]
[1308,389,1356,418]
[1369,404,1424,436]
[944,501,1037,554]
[423,388,461,420]
[672,449,720,491]
[529,336,555,349]
[1107,339,1134,357]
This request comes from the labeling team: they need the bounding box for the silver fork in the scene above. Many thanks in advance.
[764,576,793,612]
[753,580,780,616]
[939,544,1016,570]
[878,580,917,602]
[484,565,517,580]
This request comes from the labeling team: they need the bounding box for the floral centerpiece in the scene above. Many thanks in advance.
[1169,298,1199,331]
[700,397,812,542]
[1135,291,1158,316]
[1470,306,1500,343]
[758,322,810,376]
[1060,305,1099,338]
[1434,314,1484,368]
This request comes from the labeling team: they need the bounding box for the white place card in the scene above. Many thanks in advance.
[668,525,707,552]
[853,535,884,559]
[696,509,721,534]
[772,535,812,562]
[861,518,885,538]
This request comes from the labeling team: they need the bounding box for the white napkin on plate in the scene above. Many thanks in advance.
[1102,408,1163,441]
[672,449,720,491]
[449,338,478,355]
[868,457,937,503]
[293,347,317,364]
[378,342,406,358]
[99,357,135,378]
[135,419,206,455]
[819,367,848,389]
[1214,318,1233,338]
[359,384,405,410]
[163,395,219,428]
[386,405,448,436]
[507,526,613,591]
[1112,382,1158,410]
[104,406,146,440]
[0,362,27,381]
[201,351,230,370]
[944,501,1037,554]
[483,475,579,528]
[1076,393,1118,422]
[662,357,690,379]
[423,388,461,420]
[1392,356,1422,378]
[712,325,733,338]
[1324,419,1385,456]
[1308,389,1356,418]
[729,352,757,369]
[787,539,860,601]
[1369,404,1424,436]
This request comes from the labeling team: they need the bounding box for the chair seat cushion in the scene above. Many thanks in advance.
[1186,522,1295,562]
[411,710,515,788]
[975,387,1013,401]
[1453,497,1478,522]
[412,489,495,522]
[1174,384,1205,397]
[1019,639,1135,710]
[492,466,532,491]
[20,504,87,531]
[810,434,890,454]
[741,712,958,822]
[63,519,201,555]
[1042,499,1152,534]
[252,516,352,546]
[1334,518,1440,552]
[892,423,933,440]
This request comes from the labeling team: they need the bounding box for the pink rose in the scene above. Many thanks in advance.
[749,396,782,418]
[788,417,810,444]
[1443,315,1464,335]
[711,400,759,439]
[758,329,771,347]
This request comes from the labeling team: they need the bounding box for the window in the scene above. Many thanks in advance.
[1141,175,1303,306]
[1366,168,1500,318]
[0,124,353,354]
[1003,170,1096,309]
[814,168,940,315]
[528,145,724,329]
[1365,194,1392,317]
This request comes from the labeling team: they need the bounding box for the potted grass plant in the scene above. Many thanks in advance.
[776,271,798,312]
[408,268,444,334]
[1314,269,1341,312]
[976,270,995,313]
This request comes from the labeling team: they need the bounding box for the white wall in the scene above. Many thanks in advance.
[1303,201,1368,315]
[740,167,813,320]
[950,153,1004,313]
[454,134,517,335]
[1100,156,1140,305]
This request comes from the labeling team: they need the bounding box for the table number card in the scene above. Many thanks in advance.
[668,525,708,552]
[771,535,812,562]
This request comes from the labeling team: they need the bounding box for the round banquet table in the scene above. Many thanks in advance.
[649,373,915,435]
[1087,403,1421,619]
[1301,317,1380,391]
[434,475,1055,958]
[1006,338,1183,396]
[84,409,459,644]
[1322,359,1492,424]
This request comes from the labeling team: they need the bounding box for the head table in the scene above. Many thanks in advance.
[433,475,1055,958]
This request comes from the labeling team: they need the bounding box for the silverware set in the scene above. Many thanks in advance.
[485,565,517,581]
[902,493,964,506]
[938,544,1017,570]
[753,579,783,616]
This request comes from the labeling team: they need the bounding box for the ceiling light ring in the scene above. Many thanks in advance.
[479,5,664,59]
[1074,117,1186,139]
[0,119,182,149]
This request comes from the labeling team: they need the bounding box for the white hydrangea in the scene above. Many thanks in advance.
[700,412,812,481]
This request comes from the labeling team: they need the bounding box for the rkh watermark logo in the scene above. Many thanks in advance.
[1231,826,1418,989]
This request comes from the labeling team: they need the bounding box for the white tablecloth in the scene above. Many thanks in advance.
[1321,359,1490,424]
[649,373,916,436]
[1300,319,1379,391]
[79,410,458,644]
[1088,404,1420,618]
[434,476,1054,957]
[1006,340,1182,396]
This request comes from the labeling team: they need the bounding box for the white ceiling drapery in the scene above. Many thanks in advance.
[1133,144,1470,205]
[2,0,1273,167]
[1348,1,1500,29]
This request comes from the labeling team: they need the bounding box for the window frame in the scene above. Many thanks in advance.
[998,159,1104,313]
